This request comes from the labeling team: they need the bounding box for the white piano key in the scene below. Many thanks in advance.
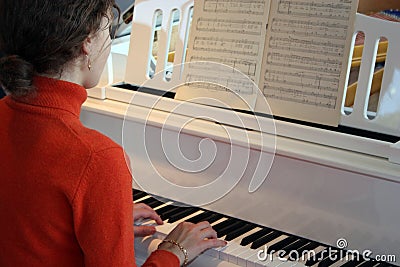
[211,217,229,227]
[247,234,302,267]
[260,234,289,252]
[189,255,241,267]
[153,201,174,210]
[227,244,247,264]
[219,242,242,261]
[233,227,267,266]
[274,259,302,267]
[133,195,150,203]
[154,210,205,238]
[327,254,353,267]
[250,252,282,267]
[296,245,327,265]
[227,227,265,264]
[236,249,257,266]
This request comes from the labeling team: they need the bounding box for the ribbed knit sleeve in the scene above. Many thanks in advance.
[72,146,135,266]
[71,146,179,267]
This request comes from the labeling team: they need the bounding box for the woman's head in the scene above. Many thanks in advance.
[0,0,118,97]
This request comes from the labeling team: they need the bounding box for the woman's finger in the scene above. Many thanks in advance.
[134,225,157,237]
[198,227,218,240]
[133,208,163,225]
[194,221,211,231]
[199,238,227,251]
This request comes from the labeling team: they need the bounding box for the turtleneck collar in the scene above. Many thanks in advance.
[7,76,87,117]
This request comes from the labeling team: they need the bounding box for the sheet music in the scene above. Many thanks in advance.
[258,0,358,126]
[176,0,271,110]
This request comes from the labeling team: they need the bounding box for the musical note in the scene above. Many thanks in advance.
[185,73,257,95]
[204,0,266,15]
[190,56,257,77]
[193,37,260,57]
[268,36,344,56]
[196,18,263,36]
[277,0,351,20]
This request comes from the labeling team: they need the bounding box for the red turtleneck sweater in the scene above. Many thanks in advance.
[0,76,179,267]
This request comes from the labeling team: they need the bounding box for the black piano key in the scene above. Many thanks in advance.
[305,248,330,266]
[186,211,223,224]
[267,236,298,253]
[212,218,237,232]
[132,189,147,200]
[280,239,309,257]
[153,203,174,214]
[202,213,224,224]
[185,211,211,223]
[339,259,365,267]
[240,228,273,246]
[250,231,282,249]
[357,261,379,267]
[216,220,247,238]
[147,199,166,209]
[290,242,322,260]
[136,196,155,205]
[159,206,187,220]
[167,207,199,223]
[137,197,165,209]
[158,206,182,220]
[225,223,256,241]
[374,262,396,267]
[318,252,347,267]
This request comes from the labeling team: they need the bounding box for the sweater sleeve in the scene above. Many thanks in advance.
[72,146,135,266]
[72,146,179,267]
[143,250,180,267]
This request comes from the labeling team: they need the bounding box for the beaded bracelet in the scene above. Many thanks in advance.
[158,239,189,266]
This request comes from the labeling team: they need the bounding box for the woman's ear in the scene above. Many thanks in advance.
[82,36,93,56]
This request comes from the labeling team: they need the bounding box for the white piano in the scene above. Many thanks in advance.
[81,0,400,266]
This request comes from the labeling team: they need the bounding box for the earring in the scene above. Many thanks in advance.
[86,54,92,71]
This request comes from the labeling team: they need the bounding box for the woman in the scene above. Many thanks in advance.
[0,0,225,266]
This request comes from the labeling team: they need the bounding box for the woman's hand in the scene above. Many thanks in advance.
[158,221,227,265]
[133,203,163,237]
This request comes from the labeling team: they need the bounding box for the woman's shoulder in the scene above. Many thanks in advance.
[72,123,123,154]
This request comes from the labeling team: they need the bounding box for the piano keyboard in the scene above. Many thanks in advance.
[133,189,395,267]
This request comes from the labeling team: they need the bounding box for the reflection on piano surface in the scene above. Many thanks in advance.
[81,0,400,266]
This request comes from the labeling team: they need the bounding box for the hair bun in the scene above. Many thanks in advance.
[0,55,34,97]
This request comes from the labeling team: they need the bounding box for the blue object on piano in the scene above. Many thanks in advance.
[382,9,400,21]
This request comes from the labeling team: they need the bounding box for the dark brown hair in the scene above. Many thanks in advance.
[0,0,118,97]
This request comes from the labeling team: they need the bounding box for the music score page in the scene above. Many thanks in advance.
[177,0,358,126]
[258,0,358,125]
[176,0,271,110]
